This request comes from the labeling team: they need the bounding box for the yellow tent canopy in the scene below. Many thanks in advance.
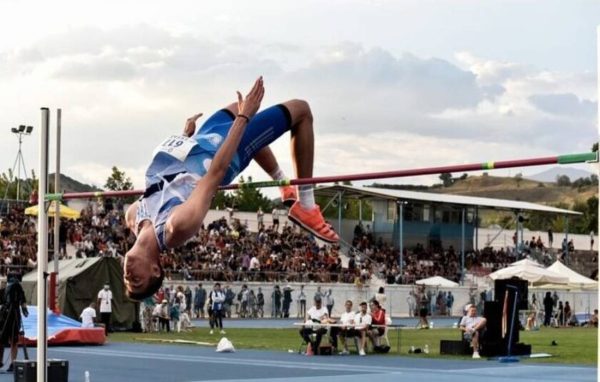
[24,201,81,220]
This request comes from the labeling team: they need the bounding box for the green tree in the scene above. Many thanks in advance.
[555,174,571,186]
[105,166,133,191]
[233,176,273,212]
[514,173,523,188]
[439,172,453,187]
[211,190,234,210]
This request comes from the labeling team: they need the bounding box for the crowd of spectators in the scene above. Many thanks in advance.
[1,201,596,284]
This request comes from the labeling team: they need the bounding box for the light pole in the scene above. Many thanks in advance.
[3,125,34,209]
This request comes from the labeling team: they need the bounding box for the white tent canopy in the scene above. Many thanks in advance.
[509,258,543,268]
[488,262,569,285]
[546,261,598,287]
[415,276,459,288]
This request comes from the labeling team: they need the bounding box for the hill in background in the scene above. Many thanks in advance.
[525,166,594,183]
[48,173,101,193]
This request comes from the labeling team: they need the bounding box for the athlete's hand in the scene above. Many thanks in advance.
[237,76,264,119]
[183,113,203,137]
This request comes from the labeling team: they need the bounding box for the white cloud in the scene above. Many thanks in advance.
[0,25,596,194]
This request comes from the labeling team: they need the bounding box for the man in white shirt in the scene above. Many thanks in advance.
[459,304,487,359]
[97,283,113,335]
[299,295,329,355]
[80,303,97,329]
[334,300,357,355]
[354,301,372,356]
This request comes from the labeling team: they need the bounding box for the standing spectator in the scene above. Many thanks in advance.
[184,286,193,315]
[375,287,387,308]
[210,283,226,335]
[272,285,282,318]
[406,291,416,317]
[314,286,323,303]
[153,300,170,332]
[248,289,257,318]
[240,285,249,318]
[324,288,335,316]
[543,292,554,326]
[557,301,565,326]
[272,208,280,232]
[446,291,455,316]
[224,286,235,318]
[256,287,265,318]
[564,301,572,326]
[297,285,307,318]
[141,296,156,332]
[547,228,553,249]
[282,285,293,317]
[590,231,595,251]
[80,302,97,328]
[418,292,429,328]
[257,208,264,229]
[0,274,28,372]
[171,297,181,332]
[194,284,207,319]
[97,283,113,335]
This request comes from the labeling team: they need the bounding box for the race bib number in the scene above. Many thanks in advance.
[153,135,197,162]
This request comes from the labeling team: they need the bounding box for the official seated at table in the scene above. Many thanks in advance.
[354,301,371,356]
[299,295,330,355]
[332,300,357,355]
[368,300,387,348]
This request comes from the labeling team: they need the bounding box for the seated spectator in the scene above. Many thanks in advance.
[588,309,598,328]
[80,302,96,328]
[459,304,486,359]
[331,300,357,355]
[368,300,387,347]
[299,295,329,355]
[354,301,371,356]
[525,311,537,331]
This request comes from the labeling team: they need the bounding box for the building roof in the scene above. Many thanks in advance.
[315,185,581,216]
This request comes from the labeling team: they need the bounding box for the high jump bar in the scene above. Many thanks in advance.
[47,151,598,201]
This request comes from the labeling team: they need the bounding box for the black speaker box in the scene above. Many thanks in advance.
[14,359,69,382]
[494,278,528,310]
[440,340,470,355]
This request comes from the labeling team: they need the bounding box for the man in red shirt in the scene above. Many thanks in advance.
[368,300,387,347]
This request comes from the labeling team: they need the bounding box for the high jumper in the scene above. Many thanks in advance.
[123,77,339,300]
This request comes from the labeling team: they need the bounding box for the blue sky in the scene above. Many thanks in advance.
[0,0,598,192]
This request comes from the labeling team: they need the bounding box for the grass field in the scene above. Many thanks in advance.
[109,326,598,365]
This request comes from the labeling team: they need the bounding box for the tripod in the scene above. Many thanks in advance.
[2,126,32,213]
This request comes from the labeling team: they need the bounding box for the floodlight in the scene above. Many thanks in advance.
[11,128,18,133]
[18,125,26,132]
[26,126,33,133]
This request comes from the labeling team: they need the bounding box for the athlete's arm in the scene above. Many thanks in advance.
[183,113,203,137]
[165,77,265,248]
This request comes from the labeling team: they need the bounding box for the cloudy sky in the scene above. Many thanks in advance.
[0,0,598,196]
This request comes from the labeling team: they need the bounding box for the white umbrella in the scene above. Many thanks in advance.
[488,262,569,285]
[415,276,459,288]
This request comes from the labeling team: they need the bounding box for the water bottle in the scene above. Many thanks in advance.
[424,344,429,354]
[85,370,90,382]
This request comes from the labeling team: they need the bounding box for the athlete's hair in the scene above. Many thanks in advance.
[126,266,165,301]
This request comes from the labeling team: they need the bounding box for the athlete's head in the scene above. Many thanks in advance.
[124,230,164,301]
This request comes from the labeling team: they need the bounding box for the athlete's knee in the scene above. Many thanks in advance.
[283,99,313,125]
